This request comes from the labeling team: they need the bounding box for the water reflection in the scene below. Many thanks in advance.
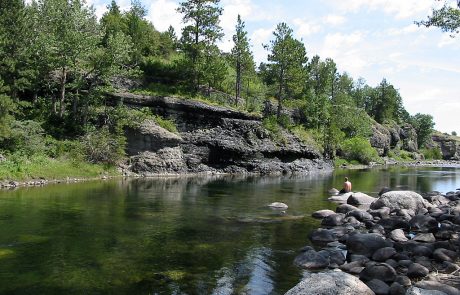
[0,167,459,294]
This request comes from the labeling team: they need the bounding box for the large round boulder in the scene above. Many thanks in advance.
[346,233,392,257]
[309,228,338,244]
[347,192,377,206]
[359,263,397,283]
[312,209,336,219]
[284,271,375,295]
[294,249,329,270]
[370,191,430,213]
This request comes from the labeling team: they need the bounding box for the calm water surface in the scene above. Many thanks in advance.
[0,166,460,294]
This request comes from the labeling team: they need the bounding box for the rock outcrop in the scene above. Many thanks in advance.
[431,133,460,160]
[113,93,332,175]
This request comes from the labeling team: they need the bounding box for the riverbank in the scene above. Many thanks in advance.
[337,159,460,170]
[286,185,460,294]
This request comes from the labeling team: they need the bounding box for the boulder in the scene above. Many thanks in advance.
[329,193,353,203]
[322,213,345,227]
[415,281,460,295]
[433,248,458,263]
[318,248,346,266]
[366,279,390,295]
[413,233,436,243]
[407,263,429,279]
[379,187,392,197]
[268,202,288,209]
[312,209,336,219]
[389,282,406,295]
[406,287,448,295]
[347,210,374,222]
[337,204,359,214]
[348,192,377,206]
[329,188,340,195]
[309,228,338,244]
[284,271,375,295]
[389,229,408,242]
[294,249,329,270]
[372,247,397,262]
[347,233,392,257]
[409,215,439,232]
[371,191,429,213]
[359,263,397,283]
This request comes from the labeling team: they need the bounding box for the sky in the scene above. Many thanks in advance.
[88,0,460,133]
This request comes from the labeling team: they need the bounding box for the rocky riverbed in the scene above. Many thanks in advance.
[287,188,460,295]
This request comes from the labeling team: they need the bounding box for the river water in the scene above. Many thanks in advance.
[0,166,460,294]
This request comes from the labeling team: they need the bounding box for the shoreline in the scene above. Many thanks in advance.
[1,159,460,190]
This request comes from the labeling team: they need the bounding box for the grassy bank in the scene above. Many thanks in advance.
[0,154,119,181]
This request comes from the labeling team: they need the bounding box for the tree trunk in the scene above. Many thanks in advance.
[235,59,241,105]
[59,67,67,118]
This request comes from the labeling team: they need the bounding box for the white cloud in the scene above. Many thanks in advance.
[146,0,182,32]
[386,24,421,36]
[251,27,274,63]
[322,14,347,26]
[324,0,442,19]
[293,18,322,38]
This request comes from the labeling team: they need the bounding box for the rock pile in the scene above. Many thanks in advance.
[289,190,460,295]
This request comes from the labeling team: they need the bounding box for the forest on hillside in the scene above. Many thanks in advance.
[0,0,448,179]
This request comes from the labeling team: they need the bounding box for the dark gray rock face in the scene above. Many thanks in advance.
[360,263,397,283]
[371,122,391,156]
[284,271,375,295]
[116,93,332,175]
[294,249,329,270]
[346,233,392,257]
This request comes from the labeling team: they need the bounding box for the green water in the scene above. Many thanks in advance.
[0,166,460,294]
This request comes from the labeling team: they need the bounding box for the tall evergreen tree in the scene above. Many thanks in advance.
[231,15,254,105]
[265,22,307,117]
[177,0,223,90]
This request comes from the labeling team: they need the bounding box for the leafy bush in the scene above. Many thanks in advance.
[278,114,293,129]
[4,120,47,155]
[421,147,442,160]
[81,127,125,165]
[290,125,322,151]
[262,115,283,142]
[154,115,178,133]
[388,149,413,161]
[340,137,379,164]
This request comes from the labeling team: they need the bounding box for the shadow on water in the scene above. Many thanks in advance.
[0,166,459,294]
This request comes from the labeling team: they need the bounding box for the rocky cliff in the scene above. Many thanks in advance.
[370,121,418,156]
[430,133,460,160]
[112,93,332,175]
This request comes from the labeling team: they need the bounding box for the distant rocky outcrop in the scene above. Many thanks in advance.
[112,93,332,175]
[369,121,419,156]
[431,133,460,160]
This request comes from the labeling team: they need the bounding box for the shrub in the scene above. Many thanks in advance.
[290,125,322,151]
[154,115,178,133]
[263,115,283,142]
[340,137,379,164]
[421,147,443,160]
[81,127,125,165]
[4,120,47,155]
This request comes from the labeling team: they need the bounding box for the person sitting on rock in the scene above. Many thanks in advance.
[339,177,352,194]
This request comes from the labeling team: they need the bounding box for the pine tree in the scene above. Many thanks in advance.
[231,15,254,105]
[265,23,307,117]
[177,0,223,90]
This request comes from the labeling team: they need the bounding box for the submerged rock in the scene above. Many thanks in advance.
[268,202,288,209]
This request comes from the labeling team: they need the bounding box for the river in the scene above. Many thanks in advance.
[0,166,460,294]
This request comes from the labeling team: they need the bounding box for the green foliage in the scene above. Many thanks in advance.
[262,115,283,143]
[416,1,460,36]
[421,147,443,160]
[0,152,116,181]
[3,120,47,155]
[231,15,255,104]
[177,0,224,90]
[411,113,435,148]
[81,127,125,165]
[340,137,379,164]
[290,125,321,151]
[0,91,15,141]
[154,115,178,134]
[265,22,307,117]
[388,149,413,161]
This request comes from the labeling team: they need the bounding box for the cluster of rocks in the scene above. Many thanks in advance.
[0,176,110,190]
[288,189,460,295]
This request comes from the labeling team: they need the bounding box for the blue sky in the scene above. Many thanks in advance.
[88,0,460,133]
